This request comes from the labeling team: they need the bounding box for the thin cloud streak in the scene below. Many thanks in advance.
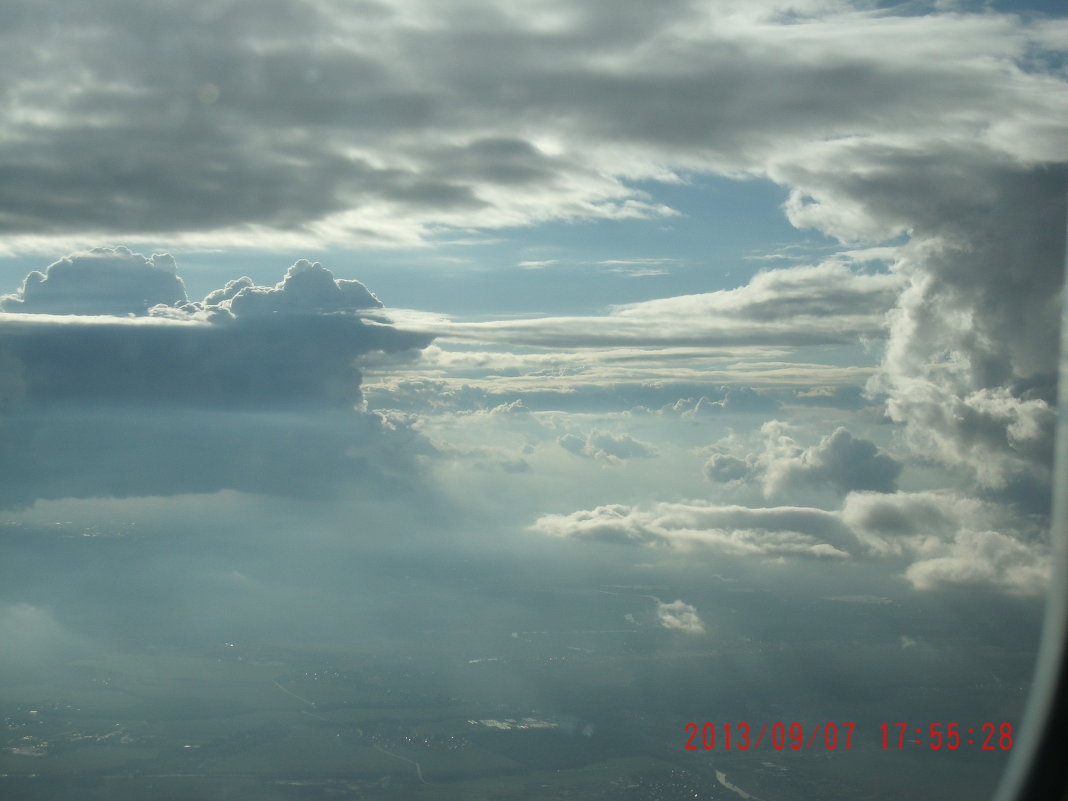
[386,261,902,349]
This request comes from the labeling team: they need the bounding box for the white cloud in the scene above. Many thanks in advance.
[364,344,873,407]
[531,501,853,558]
[533,489,1049,595]
[701,422,901,498]
[391,261,901,349]
[1,246,187,315]
[203,259,383,317]
[703,452,752,483]
[558,429,657,464]
[762,425,901,497]
[656,599,706,635]
[903,528,1049,595]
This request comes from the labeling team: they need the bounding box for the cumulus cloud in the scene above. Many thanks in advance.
[558,430,657,463]
[197,259,383,318]
[0,248,433,505]
[903,529,1049,595]
[841,490,1050,594]
[702,422,901,498]
[656,599,706,635]
[784,145,1067,495]
[0,247,187,315]
[703,452,753,483]
[532,489,1049,595]
[763,426,902,497]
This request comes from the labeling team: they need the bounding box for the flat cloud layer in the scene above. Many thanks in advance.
[532,490,1049,595]
[390,261,903,349]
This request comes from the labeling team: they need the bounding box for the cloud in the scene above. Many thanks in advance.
[365,349,868,417]
[840,490,1050,594]
[201,259,383,317]
[0,7,1061,502]
[487,399,531,416]
[365,369,818,416]
[0,246,187,315]
[785,144,1067,494]
[0,248,433,505]
[558,429,657,463]
[902,529,1049,595]
[0,1,1058,256]
[763,425,901,497]
[533,489,1049,595]
[703,452,753,483]
[392,261,902,349]
[663,387,781,418]
[1,248,425,409]
[790,385,869,410]
[0,603,86,670]
[531,502,853,558]
[655,599,706,635]
[701,422,901,498]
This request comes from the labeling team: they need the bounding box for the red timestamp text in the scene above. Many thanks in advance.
[683,721,1015,751]
[684,721,855,751]
[880,722,1013,750]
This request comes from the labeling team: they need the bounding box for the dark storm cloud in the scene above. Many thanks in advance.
[1,252,424,409]
[0,407,431,507]
[0,248,433,505]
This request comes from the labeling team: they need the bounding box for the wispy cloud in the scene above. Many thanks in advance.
[388,261,902,349]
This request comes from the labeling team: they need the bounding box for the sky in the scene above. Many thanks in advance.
[0,1,1066,799]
